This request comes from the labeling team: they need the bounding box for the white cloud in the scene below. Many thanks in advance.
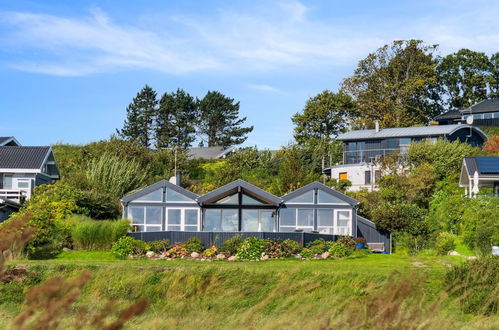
[247,84,281,93]
[1,1,499,76]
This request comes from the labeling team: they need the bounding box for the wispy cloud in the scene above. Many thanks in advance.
[1,1,499,76]
[247,84,281,93]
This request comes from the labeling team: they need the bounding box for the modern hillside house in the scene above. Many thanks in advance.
[460,156,499,197]
[0,137,60,222]
[121,179,391,252]
[323,124,488,191]
[435,98,499,126]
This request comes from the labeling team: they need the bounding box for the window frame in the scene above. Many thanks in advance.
[279,208,315,232]
[166,207,200,231]
[334,209,352,236]
[128,206,163,232]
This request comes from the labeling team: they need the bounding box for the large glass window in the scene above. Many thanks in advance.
[204,209,238,231]
[483,113,493,119]
[242,194,263,205]
[129,206,161,232]
[364,171,371,185]
[242,210,274,232]
[317,209,334,234]
[279,208,314,232]
[167,209,181,231]
[318,190,345,204]
[185,209,199,231]
[297,209,314,228]
[166,189,193,202]
[335,210,351,236]
[287,190,314,203]
[145,207,162,232]
[136,189,163,202]
[216,193,239,204]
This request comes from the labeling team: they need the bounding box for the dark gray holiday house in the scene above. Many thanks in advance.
[122,179,391,252]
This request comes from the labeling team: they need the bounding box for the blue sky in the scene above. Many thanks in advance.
[1,0,499,148]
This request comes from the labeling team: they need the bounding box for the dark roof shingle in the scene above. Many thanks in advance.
[0,146,51,169]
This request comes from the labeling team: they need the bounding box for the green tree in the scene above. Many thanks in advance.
[436,49,492,109]
[155,89,198,149]
[489,52,499,98]
[197,91,253,147]
[117,85,158,148]
[292,90,354,168]
[341,40,440,128]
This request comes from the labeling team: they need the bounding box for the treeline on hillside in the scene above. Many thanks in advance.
[117,87,253,149]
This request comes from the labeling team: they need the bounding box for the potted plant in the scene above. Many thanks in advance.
[354,237,367,249]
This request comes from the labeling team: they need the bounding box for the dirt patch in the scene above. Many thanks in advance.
[1,266,30,283]
[411,262,427,268]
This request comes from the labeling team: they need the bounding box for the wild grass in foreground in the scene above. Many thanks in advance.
[2,255,498,329]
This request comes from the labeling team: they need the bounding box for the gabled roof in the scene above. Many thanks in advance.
[281,181,359,206]
[196,179,282,205]
[462,156,499,177]
[461,98,499,114]
[336,124,487,141]
[434,110,462,121]
[0,146,52,170]
[121,179,198,203]
[188,146,235,160]
[0,137,21,146]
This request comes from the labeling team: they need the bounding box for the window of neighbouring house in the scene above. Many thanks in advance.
[335,210,351,236]
[317,209,334,234]
[374,170,382,182]
[365,171,371,185]
[483,113,493,119]
[17,180,30,189]
[3,174,12,189]
[286,190,314,204]
[339,172,348,180]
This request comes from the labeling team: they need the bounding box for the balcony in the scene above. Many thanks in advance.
[341,148,408,165]
[0,189,27,204]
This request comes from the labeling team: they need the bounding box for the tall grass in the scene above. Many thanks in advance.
[70,217,130,250]
[85,152,148,198]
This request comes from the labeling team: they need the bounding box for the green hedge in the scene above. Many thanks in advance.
[71,218,130,250]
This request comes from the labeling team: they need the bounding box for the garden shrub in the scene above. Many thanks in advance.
[236,237,267,260]
[180,237,204,253]
[445,257,499,316]
[283,239,302,255]
[219,235,244,255]
[338,236,356,251]
[70,218,130,250]
[299,248,314,259]
[148,240,172,254]
[265,239,297,258]
[328,242,352,258]
[434,232,456,255]
[111,236,149,258]
[306,238,334,254]
[203,245,218,258]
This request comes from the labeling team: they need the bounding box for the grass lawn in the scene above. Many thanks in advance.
[3,251,497,329]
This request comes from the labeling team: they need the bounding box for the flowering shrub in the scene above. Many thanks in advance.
[338,236,356,251]
[354,237,367,245]
[203,245,218,258]
[236,237,267,260]
[283,239,302,255]
[149,240,172,254]
[165,245,188,258]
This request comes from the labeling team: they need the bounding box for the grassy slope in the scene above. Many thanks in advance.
[2,252,498,329]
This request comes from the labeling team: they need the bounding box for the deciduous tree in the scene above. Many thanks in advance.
[341,40,440,128]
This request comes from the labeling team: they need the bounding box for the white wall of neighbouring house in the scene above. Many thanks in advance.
[328,163,382,192]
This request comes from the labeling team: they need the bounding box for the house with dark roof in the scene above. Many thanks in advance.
[122,179,391,253]
[0,139,59,208]
[0,137,21,146]
[187,146,235,160]
[323,123,488,191]
[460,156,499,197]
[435,98,499,126]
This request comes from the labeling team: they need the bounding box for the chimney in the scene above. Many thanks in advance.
[375,120,380,133]
[169,172,182,186]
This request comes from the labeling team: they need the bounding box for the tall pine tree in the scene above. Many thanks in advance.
[155,88,198,149]
[197,91,253,147]
[117,85,157,148]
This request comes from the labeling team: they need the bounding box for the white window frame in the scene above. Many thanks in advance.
[279,208,314,232]
[241,209,276,232]
[165,207,200,231]
[16,179,31,189]
[128,206,163,232]
[334,209,352,236]
[317,208,334,234]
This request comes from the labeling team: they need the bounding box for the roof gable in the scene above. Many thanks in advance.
[121,179,198,203]
[282,181,359,206]
[197,179,282,205]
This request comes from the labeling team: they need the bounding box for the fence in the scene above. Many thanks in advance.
[129,231,339,247]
